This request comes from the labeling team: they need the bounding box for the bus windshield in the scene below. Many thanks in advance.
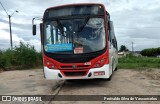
[44,17,106,54]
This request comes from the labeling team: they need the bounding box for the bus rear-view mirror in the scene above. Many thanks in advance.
[32,25,36,35]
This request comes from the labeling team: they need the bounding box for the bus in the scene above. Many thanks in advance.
[32,3,118,80]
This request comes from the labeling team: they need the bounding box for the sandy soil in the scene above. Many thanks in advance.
[0,69,160,104]
[0,69,59,95]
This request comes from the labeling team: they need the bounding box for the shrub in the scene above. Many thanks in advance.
[0,42,42,70]
[14,42,38,67]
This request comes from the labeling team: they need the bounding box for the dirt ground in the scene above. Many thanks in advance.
[0,69,160,104]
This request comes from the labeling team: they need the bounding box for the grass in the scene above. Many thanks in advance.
[118,56,160,69]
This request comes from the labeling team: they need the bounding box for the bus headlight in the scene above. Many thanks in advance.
[100,59,104,63]
[96,63,100,67]
[46,62,50,65]
[51,65,54,69]
[94,58,106,68]
[44,59,56,69]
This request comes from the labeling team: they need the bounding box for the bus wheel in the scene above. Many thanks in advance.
[114,67,118,71]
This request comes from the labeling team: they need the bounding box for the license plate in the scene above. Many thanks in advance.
[94,71,105,76]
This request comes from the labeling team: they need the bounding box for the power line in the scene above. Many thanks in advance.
[0,1,8,16]
[0,1,19,50]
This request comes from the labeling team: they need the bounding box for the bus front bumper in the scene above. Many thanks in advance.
[43,65,111,80]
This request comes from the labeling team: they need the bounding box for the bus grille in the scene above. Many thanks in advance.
[60,65,90,69]
[64,71,86,76]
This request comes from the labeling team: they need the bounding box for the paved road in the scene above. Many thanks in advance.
[0,69,160,104]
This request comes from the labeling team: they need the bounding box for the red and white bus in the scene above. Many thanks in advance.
[32,3,118,80]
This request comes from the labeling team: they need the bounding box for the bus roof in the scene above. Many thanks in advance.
[46,3,106,10]
[43,3,107,19]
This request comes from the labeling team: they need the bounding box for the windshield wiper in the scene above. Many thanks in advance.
[76,17,90,39]
[77,16,90,33]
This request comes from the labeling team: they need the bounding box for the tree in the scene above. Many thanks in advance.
[140,47,160,57]
[119,45,129,52]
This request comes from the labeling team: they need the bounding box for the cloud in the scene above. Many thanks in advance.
[107,0,160,50]
[0,0,160,51]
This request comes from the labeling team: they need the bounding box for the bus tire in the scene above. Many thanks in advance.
[114,67,118,71]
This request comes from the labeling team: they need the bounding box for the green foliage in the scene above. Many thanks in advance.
[0,42,42,70]
[140,47,160,57]
[118,56,160,69]
[0,49,14,68]
[119,45,129,52]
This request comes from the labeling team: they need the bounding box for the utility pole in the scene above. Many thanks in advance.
[9,15,13,49]
[132,41,134,53]
[0,1,18,49]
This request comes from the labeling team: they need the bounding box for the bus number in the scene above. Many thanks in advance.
[84,62,91,65]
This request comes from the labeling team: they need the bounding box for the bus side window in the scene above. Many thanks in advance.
[108,22,112,45]
[106,14,111,43]
[115,39,118,50]
[113,38,115,48]
[112,38,118,50]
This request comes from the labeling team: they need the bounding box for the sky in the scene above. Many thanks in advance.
[0,0,160,51]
